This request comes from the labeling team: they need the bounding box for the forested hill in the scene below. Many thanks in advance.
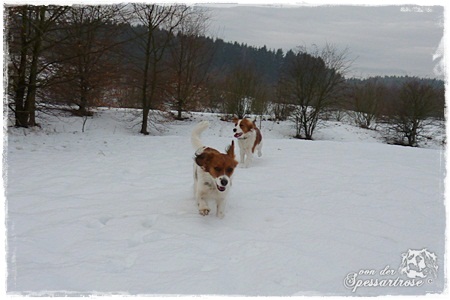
[207,38,285,84]
[346,76,444,89]
[119,24,442,87]
[118,23,286,85]
[205,38,444,87]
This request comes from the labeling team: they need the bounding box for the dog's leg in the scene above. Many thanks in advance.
[239,147,246,167]
[193,165,198,195]
[194,166,210,216]
[196,190,210,216]
[198,198,210,216]
[244,149,253,168]
[216,198,226,219]
[257,142,263,157]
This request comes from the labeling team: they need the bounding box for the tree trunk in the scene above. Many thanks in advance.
[139,25,153,135]
[14,6,30,127]
[24,7,46,127]
[177,96,184,119]
[141,107,150,135]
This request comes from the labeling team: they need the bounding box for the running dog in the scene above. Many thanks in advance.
[191,121,238,218]
[232,117,263,167]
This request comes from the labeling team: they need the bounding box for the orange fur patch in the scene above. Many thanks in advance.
[195,142,238,178]
[236,118,255,133]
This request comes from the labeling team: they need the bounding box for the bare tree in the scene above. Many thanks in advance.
[223,63,266,118]
[166,7,213,119]
[349,78,386,129]
[278,44,351,139]
[251,84,270,125]
[387,79,441,147]
[6,5,68,127]
[271,83,293,121]
[128,4,189,135]
[44,5,125,116]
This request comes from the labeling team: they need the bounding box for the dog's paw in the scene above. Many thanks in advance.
[199,208,210,216]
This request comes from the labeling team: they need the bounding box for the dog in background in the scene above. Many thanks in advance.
[232,117,263,168]
[191,121,238,218]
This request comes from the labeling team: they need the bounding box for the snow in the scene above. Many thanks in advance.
[3,108,447,296]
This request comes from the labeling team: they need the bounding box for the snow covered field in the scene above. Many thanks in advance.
[3,108,446,296]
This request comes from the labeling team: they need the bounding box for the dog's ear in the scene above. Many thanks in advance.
[195,152,210,170]
[226,140,235,158]
[243,118,255,130]
[194,152,207,169]
[232,117,239,124]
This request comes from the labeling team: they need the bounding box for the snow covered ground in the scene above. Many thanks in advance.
[3,108,447,296]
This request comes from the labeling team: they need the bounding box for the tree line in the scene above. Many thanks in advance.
[5,4,444,146]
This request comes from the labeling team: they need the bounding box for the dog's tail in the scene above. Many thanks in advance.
[191,121,209,151]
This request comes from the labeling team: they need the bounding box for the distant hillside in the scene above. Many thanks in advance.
[346,75,444,89]
[117,24,286,85]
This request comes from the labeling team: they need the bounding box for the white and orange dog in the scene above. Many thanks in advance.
[191,121,238,218]
[232,117,263,167]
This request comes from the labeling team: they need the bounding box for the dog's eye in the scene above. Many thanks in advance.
[214,167,222,172]
[226,167,234,173]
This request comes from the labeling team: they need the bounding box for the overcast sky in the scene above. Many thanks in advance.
[2,1,446,79]
[204,4,444,79]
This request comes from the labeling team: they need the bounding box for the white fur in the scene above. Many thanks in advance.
[235,120,263,168]
[193,164,229,218]
[191,121,231,218]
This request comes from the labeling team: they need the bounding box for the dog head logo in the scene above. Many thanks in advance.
[399,249,438,279]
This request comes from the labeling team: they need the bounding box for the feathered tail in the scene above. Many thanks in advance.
[191,121,209,151]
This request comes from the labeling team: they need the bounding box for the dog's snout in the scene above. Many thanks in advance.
[220,178,228,186]
[233,128,237,132]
